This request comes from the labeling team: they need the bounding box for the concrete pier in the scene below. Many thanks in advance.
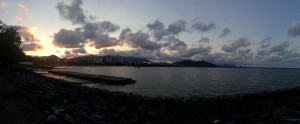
[48,70,135,84]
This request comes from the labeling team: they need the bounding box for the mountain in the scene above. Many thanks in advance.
[218,64,237,68]
[173,60,218,67]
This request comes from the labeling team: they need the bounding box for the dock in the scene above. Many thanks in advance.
[48,70,135,84]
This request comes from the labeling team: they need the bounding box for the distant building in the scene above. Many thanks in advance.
[88,55,122,64]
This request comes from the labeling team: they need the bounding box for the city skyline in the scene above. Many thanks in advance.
[1,0,300,67]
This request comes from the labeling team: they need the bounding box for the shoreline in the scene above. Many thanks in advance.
[2,70,300,123]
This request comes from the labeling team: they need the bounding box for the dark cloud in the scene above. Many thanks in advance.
[163,36,187,52]
[21,43,43,51]
[119,28,131,40]
[198,37,210,44]
[99,48,157,59]
[98,21,120,33]
[180,45,212,57]
[222,37,251,53]
[147,20,167,41]
[82,22,98,39]
[288,21,300,37]
[124,31,161,50]
[269,41,290,54]
[220,28,231,37]
[83,21,120,48]
[53,20,120,49]
[192,20,216,32]
[260,36,272,48]
[56,0,86,24]
[167,20,186,35]
[64,50,71,55]
[17,26,37,43]
[53,28,84,48]
[255,41,300,66]
[71,48,86,54]
[93,34,119,49]
[147,20,188,40]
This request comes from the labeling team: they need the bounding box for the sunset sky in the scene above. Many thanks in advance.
[1,0,300,67]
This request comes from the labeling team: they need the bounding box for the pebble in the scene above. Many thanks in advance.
[52,106,60,115]
[63,113,74,123]
[46,115,57,123]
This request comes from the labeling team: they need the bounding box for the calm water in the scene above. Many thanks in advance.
[51,66,300,97]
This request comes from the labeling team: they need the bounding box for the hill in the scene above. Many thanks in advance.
[173,60,218,67]
[122,57,150,63]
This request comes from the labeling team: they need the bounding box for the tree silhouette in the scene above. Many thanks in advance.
[0,20,25,70]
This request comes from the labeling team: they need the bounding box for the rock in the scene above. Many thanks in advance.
[86,117,97,124]
[138,106,146,111]
[212,119,221,124]
[284,118,299,123]
[260,112,270,118]
[63,99,69,104]
[52,106,60,115]
[46,115,57,123]
[79,109,89,118]
[90,113,104,120]
[147,112,156,116]
[63,113,74,123]
[78,101,88,106]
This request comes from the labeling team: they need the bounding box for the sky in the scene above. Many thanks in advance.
[1,0,300,67]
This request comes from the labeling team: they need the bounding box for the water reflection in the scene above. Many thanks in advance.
[48,66,300,97]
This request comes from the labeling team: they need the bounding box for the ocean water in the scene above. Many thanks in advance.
[49,66,300,97]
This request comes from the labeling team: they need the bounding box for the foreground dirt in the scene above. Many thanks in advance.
[0,71,44,124]
[1,70,300,123]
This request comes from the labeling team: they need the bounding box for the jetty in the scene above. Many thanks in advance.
[48,70,135,84]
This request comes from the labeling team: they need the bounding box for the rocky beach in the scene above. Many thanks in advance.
[1,69,300,124]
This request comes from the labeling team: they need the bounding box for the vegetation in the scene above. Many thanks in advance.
[0,20,25,70]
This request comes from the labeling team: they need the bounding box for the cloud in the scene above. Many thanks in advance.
[27,16,33,20]
[192,20,216,32]
[98,21,120,33]
[119,28,131,40]
[163,36,187,53]
[260,36,272,48]
[125,31,161,50]
[198,37,210,44]
[64,50,71,55]
[56,0,86,24]
[53,20,121,49]
[222,37,251,53]
[288,21,300,37]
[147,20,167,41]
[167,20,187,35]
[220,28,231,37]
[82,22,98,39]
[53,28,85,48]
[93,34,119,48]
[71,48,86,54]
[147,19,188,40]
[255,41,299,65]
[81,21,120,48]
[17,26,38,43]
[180,45,212,57]
[0,2,8,8]
[21,43,43,51]
[99,48,169,61]
[269,41,290,54]
[18,3,28,12]
[16,17,23,22]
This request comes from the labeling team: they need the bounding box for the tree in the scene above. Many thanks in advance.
[0,20,25,70]
[45,55,60,65]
